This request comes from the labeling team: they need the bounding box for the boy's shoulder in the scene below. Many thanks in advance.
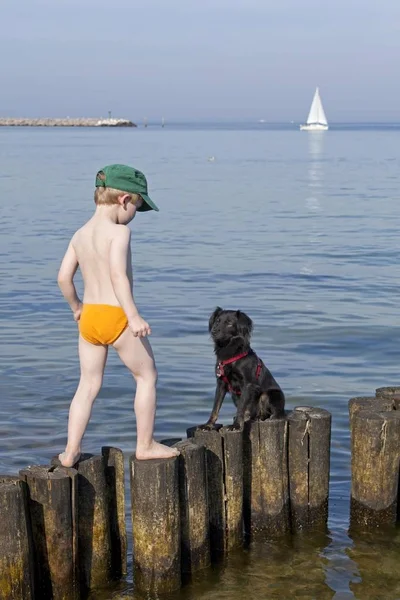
[73,221,130,243]
[111,224,131,242]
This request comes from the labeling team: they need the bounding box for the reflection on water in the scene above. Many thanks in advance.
[308,132,325,186]
[346,529,400,599]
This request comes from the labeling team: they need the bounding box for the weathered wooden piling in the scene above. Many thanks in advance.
[376,385,400,398]
[19,465,78,600]
[187,427,225,556]
[162,439,211,575]
[243,418,290,537]
[0,476,34,600]
[350,410,400,528]
[187,425,244,554]
[73,453,115,592]
[288,407,331,532]
[348,396,395,431]
[102,447,127,578]
[375,386,400,409]
[221,427,244,549]
[50,448,127,591]
[130,455,181,594]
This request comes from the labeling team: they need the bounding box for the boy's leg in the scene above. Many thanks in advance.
[59,335,108,467]
[112,328,179,460]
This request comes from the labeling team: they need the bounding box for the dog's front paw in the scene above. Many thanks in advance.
[197,422,217,431]
[226,422,243,432]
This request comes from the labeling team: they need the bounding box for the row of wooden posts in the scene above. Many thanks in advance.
[1,386,399,599]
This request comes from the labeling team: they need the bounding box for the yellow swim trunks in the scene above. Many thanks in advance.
[79,304,128,345]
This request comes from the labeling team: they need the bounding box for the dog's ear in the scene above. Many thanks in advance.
[209,306,223,331]
[236,310,253,342]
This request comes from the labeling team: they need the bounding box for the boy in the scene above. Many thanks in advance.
[57,164,179,466]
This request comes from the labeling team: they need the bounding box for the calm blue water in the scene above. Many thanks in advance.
[1,123,400,599]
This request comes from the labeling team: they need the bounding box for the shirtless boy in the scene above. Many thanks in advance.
[57,164,179,466]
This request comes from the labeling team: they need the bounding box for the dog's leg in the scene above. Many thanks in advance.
[258,392,270,420]
[228,384,257,431]
[267,389,286,419]
[198,379,227,430]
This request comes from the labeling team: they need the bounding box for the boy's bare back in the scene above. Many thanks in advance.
[73,217,132,307]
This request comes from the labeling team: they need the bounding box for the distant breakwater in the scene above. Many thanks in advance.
[0,117,137,127]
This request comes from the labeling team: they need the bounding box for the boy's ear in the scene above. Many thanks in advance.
[119,193,131,207]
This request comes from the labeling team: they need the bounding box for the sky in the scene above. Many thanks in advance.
[1,0,400,122]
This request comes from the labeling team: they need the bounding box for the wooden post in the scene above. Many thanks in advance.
[349,396,395,431]
[187,426,225,556]
[130,455,181,594]
[164,439,210,575]
[52,448,127,587]
[350,410,400,529]
[19,465,78,600]
[288,407,331,532]
[221,427,244,550]
[243,418,290,537]
[0,476,34,600]
[102,447,127,578]
[375,386,400,409]
[187,425,243,554]
[73,454,114,592]
[376,385,400,397]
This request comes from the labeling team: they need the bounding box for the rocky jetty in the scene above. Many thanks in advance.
[0,117,136,127]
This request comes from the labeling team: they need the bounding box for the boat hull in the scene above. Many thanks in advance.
[300,123,328,131]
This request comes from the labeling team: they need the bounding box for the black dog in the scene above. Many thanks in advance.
[200,307,285,431]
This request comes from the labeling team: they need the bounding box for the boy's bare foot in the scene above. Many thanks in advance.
[136,441,180,460]
[58,450,81,467]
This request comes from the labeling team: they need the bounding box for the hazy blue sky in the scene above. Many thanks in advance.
[1,0,400,121]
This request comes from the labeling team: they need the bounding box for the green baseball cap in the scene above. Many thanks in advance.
[95,164,159,212]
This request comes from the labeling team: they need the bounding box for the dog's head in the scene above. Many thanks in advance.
[209,307,253,348]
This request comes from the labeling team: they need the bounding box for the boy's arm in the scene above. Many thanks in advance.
[57,239,81,314]
[109,227,140,319]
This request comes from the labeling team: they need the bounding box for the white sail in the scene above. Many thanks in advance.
[306,88,327,125]
[300,87,328,131]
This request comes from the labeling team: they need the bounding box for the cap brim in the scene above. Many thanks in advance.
[137,193,159,212]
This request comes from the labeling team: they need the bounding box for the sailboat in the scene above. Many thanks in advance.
[300,87,328,131]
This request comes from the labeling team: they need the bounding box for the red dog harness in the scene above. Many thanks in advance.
[216,351,262,396]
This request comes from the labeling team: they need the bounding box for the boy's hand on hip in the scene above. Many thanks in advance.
[128,315,152,338]
[73,302,83,322]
